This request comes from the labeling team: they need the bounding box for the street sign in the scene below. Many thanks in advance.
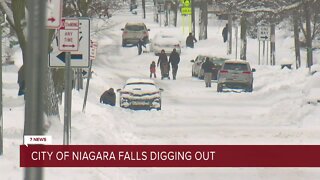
[181,7,192,15]
[180,0,191,7]
[49,18,90,68]
[258,26,271,41]
[58,18,79,51]
[46,0,62,28]
[59,29,79,51]
[90,40,98,60]
[60,18,80,30]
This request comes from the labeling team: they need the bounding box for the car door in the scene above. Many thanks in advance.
[193,56,204,76]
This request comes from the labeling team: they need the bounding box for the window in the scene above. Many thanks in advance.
[223,63,249,71]
[126,25,145,31]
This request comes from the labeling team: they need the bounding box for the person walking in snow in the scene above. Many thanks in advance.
[222,24,228,43]
[17,65,25,96]
[137,37,146,55]
[186,32,197,48]
[169,48,180,80]
[150,61,156,78]
[157,49,170,79]
[201,57,214,88]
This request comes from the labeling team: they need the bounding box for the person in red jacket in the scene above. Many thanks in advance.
[150,61,156,78]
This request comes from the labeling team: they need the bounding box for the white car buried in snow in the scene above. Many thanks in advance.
[150,32,182,56]
[117,78,163,110]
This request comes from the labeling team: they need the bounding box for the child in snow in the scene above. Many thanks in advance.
[150,61,156,78]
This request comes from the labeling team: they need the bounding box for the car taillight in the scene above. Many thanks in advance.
[220,70,228,73]
[243,71,252,74]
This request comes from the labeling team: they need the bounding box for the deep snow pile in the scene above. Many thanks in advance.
[1,6,320,180]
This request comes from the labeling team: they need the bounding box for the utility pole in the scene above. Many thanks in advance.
[227,13,232,55]
[191,0,195,35]
[240,16,247,60]
[270,23,276,65]
[24,0,48,179]
[0,13,3,156]
[304,1,313,68]
[293,13,301,69]
[199,0,208,40]
[142,0,146,19]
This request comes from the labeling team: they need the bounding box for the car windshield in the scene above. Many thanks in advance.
[223,63,249,71]
[124,83,158,91]
[161,35,174,39]
[126,82,155,86]
[210,59,226,66]
[126,25,145,31]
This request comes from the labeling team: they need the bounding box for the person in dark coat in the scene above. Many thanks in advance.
[168,48,180,80]
[222,24,228,43]
[17,65,25,96]
[186,32,197,48]
[157,49,170,80]
[137,37,146,55]
[201,57,214,88]
[100,88,116,106]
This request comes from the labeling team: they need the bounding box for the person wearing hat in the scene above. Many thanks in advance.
[169,48,180,80]
[100,88,116,106]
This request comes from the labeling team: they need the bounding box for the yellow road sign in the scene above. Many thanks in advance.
[180,0,191,7]
[181,7,191,15]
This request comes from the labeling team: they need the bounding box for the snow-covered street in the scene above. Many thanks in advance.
[1,3,320,180]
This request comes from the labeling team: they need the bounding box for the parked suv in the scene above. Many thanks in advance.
[191,55,227,80]
[217,60,255,92]
[121,22,150,47]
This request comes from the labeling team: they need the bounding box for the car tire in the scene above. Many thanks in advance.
[217,83,223,92]
[198,73,204,80]
[122,40,126,47]
[156,107,161,111]
[246,84,253,92]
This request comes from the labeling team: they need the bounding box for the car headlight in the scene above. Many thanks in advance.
[153,98,161,103]
[121,98,129,103]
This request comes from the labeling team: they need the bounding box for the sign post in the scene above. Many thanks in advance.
[180,0,192,33]
[57,18,80,145]
[64,52,72,145]
[46,0,62,29]
[258,26,271,65]
[83,40,97,113]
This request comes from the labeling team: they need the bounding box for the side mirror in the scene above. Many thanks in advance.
[121,28,124,31]
[147,29,150,31]
[116,89,121,92]
[252,68,256,72]
[159,88,164,92]
[190,60,195,63]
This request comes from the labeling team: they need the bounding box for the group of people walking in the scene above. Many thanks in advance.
[151,48,180,80]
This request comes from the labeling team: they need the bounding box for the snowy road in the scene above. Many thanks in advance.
[85,9,320,146]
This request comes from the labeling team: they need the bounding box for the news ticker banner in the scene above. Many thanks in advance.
[20,145,320,167]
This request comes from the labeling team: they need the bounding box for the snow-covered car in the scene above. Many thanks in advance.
[191,55,228,80]
[117,78,163,110]
[121,22,150,47]
[217,59,256,92]
[150,32,181,55]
